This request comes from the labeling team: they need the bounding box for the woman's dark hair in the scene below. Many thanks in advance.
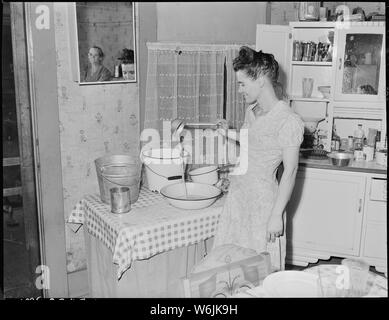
[233,46,279,82]
[233,46,286,99]
[91,46,104,58]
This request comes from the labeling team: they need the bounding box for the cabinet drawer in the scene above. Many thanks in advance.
[366,200,387,222]
[370,178,387,201]
[363,223,387,260]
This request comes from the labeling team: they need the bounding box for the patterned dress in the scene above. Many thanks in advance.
[213,100,304,271]
[83,65,112,82]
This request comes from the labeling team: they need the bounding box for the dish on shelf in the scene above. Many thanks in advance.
[318,86,331,98]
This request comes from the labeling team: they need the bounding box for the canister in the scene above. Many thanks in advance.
[348,136,354,151]
[331,140,339,151]
[354,150,364,161]
[292,41,303,61]
[319,7,328,21]
[110,186,131,213]
[376,150,387,166]
[340,138,349,151]
[362,146,374,162]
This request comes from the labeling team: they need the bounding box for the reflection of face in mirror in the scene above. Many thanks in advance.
[83,46,112,82]
[76,2,137,84]
[122,63,135,80]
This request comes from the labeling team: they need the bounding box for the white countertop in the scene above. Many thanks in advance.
[299,157,387,175]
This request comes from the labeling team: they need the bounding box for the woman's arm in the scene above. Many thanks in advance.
[216,104,254,143]
[216,127,240,143]
[267,146,300,242]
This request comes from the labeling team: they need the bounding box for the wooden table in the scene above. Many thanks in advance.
[68,187,223,297]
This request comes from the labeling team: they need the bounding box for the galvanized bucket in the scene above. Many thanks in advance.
[95,155,141,205]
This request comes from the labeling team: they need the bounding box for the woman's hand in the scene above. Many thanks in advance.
[266,214,284,243]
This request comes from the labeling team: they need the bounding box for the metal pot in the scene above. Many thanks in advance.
[327,151,353,166]
[188,165,219,185]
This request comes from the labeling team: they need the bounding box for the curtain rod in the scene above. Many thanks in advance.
[146,42,253,51]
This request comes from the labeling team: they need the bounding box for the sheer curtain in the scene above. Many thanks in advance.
[143,42,248,165]
[224,46,246,130]
[144,43,226,135]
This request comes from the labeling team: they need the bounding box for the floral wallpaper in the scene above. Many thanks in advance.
[76,2,134,77]
[54,3,139,273]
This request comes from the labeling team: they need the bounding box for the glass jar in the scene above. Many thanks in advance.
[348,136,354,151]
[298,2,320,21]
[353,124,365,150]
[340,138,349,151]
[354,138,363,151]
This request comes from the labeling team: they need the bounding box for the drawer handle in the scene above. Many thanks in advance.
[358,199,362,212]
[339,57,342,70]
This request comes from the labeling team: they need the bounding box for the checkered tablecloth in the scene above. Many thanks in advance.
[67,187,225,280]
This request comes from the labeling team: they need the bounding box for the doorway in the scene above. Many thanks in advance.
[2,2,42,298]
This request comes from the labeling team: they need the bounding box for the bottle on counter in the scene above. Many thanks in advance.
[340,138,349,151]
[348,136,354,151]
[331,125,340,151]
[375,131,381,150]
[114,65,120,78]
[367,128,378,147]
[353,124,365,151]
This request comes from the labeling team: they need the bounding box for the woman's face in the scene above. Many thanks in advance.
[236,70,261,104]
[88,48,102,65]
[122,63,135,80]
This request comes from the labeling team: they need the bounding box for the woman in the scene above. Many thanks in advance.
[83,46,112,82]
[213,46,304,271]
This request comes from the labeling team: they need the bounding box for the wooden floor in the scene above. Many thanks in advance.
[3,204,384,298]
[287,257,385,277]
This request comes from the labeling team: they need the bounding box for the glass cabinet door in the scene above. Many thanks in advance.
[334,25,385,102]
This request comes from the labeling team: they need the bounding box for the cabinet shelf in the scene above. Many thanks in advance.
[290,96,330,102]
[292,61,333,66]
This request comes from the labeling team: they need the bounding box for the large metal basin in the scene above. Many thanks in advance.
[160,182,222,210]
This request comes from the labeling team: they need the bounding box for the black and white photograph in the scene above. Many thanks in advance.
[74,2,137,84]
[2,1,387,307]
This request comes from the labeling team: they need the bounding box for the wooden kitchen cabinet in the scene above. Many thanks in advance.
[256,21,386,152]
[285,168,365,266]
[285,167,387,274]
[256,22,386,273]
[361,175,387,274]
[333,24,385,103]
[257,21,385,105]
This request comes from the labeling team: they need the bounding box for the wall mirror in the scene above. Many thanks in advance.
[74,2,137,85]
